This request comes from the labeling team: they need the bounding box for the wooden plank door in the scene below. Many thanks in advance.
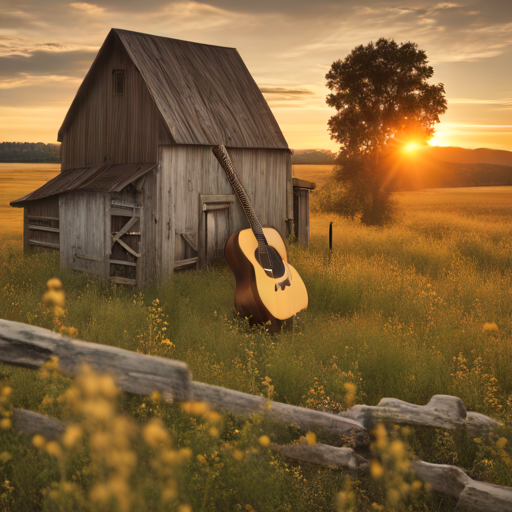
[205,208,230,264]
[198,194,235,268]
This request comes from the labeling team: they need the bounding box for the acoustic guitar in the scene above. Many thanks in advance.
[212,145,308,331]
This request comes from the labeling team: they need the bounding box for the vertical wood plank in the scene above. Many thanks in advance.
[286,153,294,236]
[161,145,289,271]
[60,36,159,171]
[104,194,111,278]
[23,208,30,252]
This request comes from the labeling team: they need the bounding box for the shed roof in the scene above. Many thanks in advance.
[10,163,156,206]
[58,29,288,150]
[293,177,316,190]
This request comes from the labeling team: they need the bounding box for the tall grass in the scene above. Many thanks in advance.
[1,185,512,510]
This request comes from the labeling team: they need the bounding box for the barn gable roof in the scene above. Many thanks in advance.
[58,29,288,150]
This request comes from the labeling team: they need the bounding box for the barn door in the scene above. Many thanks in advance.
[198,195,235,268]
[205,208,230,263]
[109,203,141,286]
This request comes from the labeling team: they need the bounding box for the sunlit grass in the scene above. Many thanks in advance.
[0,163,60,243]
[2,164,512,510]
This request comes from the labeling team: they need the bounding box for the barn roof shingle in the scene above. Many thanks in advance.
[58,29,288,150]
[10,163,156,206]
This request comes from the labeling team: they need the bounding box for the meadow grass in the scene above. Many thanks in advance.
[1,164,512,510]
[0,163,59,243]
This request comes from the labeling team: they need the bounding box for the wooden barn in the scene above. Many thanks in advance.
[11,28,312,286]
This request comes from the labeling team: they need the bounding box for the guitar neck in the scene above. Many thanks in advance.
[212,145,269,252]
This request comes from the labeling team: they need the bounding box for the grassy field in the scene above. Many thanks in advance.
[1,164,512,511]
[293,164,334,189]
[0,163,59,243]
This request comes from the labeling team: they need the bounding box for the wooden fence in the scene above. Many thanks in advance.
[1,318,511,511]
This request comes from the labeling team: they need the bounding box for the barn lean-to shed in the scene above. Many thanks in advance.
[11,28,311,286]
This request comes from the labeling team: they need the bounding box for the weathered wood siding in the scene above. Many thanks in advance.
[139,170,158,286]
[24,197,60,252]
[59,192,110,278]
[293,188,310,245]
[159,145,290,274]
[60,35,162,171]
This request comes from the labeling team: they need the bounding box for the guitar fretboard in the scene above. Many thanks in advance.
[212,145,270,259]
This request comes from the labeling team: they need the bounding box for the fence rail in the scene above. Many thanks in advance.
[1,318,511,511]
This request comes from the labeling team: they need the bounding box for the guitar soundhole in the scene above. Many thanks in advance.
[255,246,286,278]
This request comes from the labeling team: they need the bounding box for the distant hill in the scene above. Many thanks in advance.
[398,160,512,190]
[0,142,60,163]
[426,146,512,167]
[293,146,512,191]
[291,149,336,165]
[386,146,512,190]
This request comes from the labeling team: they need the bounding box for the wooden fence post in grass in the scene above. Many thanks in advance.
[0,319,367,443]
[274,442,512,512]
[338,395,502,434]
[0,319,192,402]
[3,317,512,511]
[10,405,512,512]
[12,408,65,440]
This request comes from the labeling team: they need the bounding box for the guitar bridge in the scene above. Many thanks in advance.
[275,278,291,291]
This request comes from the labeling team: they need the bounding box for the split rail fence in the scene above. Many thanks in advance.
[1,318,511,511]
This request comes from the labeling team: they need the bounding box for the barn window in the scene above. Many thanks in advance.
[113,70,125,96]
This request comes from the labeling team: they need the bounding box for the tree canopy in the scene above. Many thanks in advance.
[325,38,447,224]
[326,38,447,156]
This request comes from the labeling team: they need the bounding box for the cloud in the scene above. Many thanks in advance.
[260,87,313,96]
[441,122,512,132]
[0,42,99,57]
[0,73,81,89]
[0,0,510,150]
[279,1,512,63]
[0,50,96,77]
[69,3,105,15]
[449,98,512,106]
[431,3,463,10]
[145,1,261,32]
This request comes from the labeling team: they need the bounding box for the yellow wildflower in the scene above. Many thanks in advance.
[370,460,384,479]
[181,401,210,416]
[62,425,83,449]
[258,435,271,447]
[305,432,316,445]
[45,441,63,459]
[32,435,46,449]
[46,277,62,290]
[497,437,508,450]
[143,419,171,449]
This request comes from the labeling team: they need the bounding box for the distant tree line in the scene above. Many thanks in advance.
[291,149,336,165]
[0,142,60,163]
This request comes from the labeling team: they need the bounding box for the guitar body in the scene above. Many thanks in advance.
[225,227,308,331]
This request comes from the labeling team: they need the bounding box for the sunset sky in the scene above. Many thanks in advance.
[1,0,511,151]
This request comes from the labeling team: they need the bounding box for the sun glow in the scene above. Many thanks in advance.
[404,141,419,152]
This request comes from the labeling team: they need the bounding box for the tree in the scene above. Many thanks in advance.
[326,38,447,225]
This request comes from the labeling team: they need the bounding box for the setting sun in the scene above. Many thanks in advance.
[404,142,419,152]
